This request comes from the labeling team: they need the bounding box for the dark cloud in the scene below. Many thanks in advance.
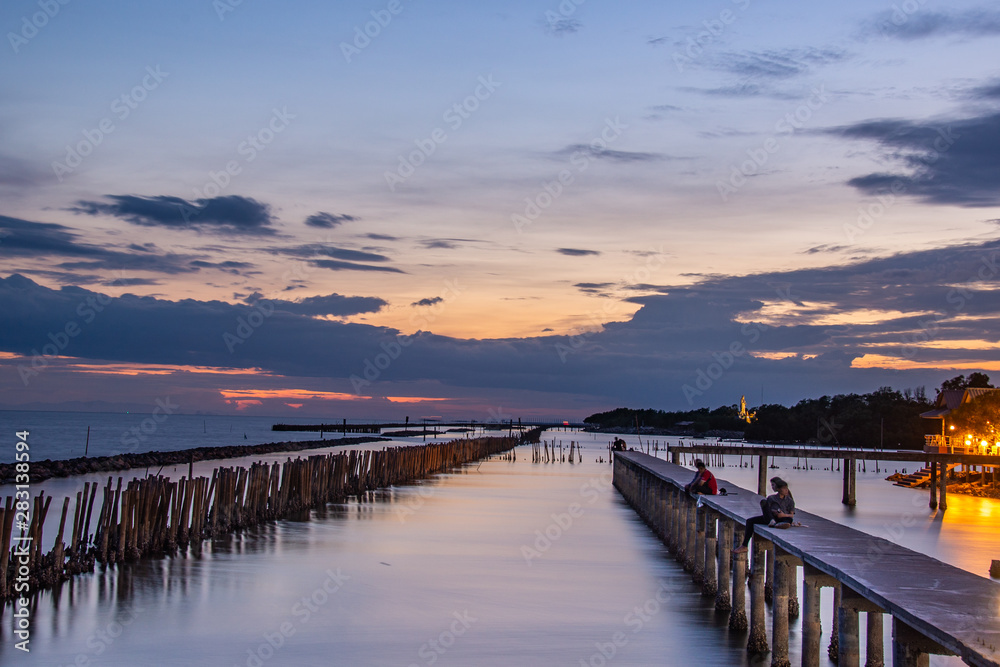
[803,244,849,255]
[544,17,582,36]
[247,291,386,317]
[864,8,1000,40]
[311,259,404,273]
[0,215,199,275]
[364,233,400,241]
[412,297,444,307]
[833,112,1000,206]
[557,248,601,257]
[4,238,1000,409]
[72,195,276,236]
[968,80,1000,100]
[556,144,668,163]
[103,277,160,287]
[713,48,846,79]
[282,243,392,263]
[305,212,357,229]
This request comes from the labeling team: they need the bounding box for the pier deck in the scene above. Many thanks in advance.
[615,451,1000,666]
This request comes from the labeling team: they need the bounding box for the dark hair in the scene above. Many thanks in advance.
[694,458,705,469]
[770,476,788,489]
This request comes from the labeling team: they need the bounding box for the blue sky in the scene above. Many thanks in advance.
[2,0,999,418]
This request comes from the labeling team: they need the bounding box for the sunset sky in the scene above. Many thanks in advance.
[2,0,999,419]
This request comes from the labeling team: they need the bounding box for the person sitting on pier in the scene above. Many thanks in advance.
[733,477,795,554]
[685,459,718,495]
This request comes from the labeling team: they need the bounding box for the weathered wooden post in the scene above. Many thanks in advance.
[684,497,697,572]
[843,458,857,506]
[729,527,747,630]
[929,461,938,509]
[748,537,770,654]
[716,518,733,611]
[939,462,948,510]
[702,511,717,597]
[757,455,767,495]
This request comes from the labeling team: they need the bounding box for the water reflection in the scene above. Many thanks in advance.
[0,439,984,666]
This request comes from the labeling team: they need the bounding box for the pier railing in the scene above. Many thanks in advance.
[613,451,1000,667]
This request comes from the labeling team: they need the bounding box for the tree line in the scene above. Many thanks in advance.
[584,374,994,450]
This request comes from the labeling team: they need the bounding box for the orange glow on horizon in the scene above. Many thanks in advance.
[851,354,1000,371]
[218,388,450,404]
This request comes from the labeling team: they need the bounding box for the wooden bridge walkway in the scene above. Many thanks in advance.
[614,451,1000,666]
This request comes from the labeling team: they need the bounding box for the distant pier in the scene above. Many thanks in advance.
[614,451,1000,666]
[667,442,1000,509]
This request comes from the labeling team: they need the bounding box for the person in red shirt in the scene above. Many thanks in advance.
[685,459,718,495]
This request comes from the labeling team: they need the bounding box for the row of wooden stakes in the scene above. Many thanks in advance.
[0,434,528,601]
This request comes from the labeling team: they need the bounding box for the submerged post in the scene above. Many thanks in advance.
[939,462,948,510]
[929,461,938,510]
[693,504,706,583]
[802,565,835,667]
[842,458,856,506]
[866,612,885,667]
[758,455,767,495]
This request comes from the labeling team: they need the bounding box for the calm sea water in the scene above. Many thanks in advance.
[0,410,475,464]
[0,428,993,666]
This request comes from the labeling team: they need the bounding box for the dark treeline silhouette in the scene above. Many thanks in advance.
[586,385,943,450]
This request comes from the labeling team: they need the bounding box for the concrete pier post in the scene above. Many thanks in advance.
[765,543,774,604]
[939,462,948,510]
[684,499,697,572]
[703,511,717,597]
[839,590,862,667]
[729,528,747,630]
[891,618,938,667]
[788,563,800,619]
[758,455,767,495]
[665,487,675,552]
[748,537,770,654]
[693,505,706,583]
[828,584,841,660]
[929,462,938,510]
[676,495,689,564]
[866,612,884,667]
[771,551,798,667]
[715,519,733,611]
[802,565,833,667]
